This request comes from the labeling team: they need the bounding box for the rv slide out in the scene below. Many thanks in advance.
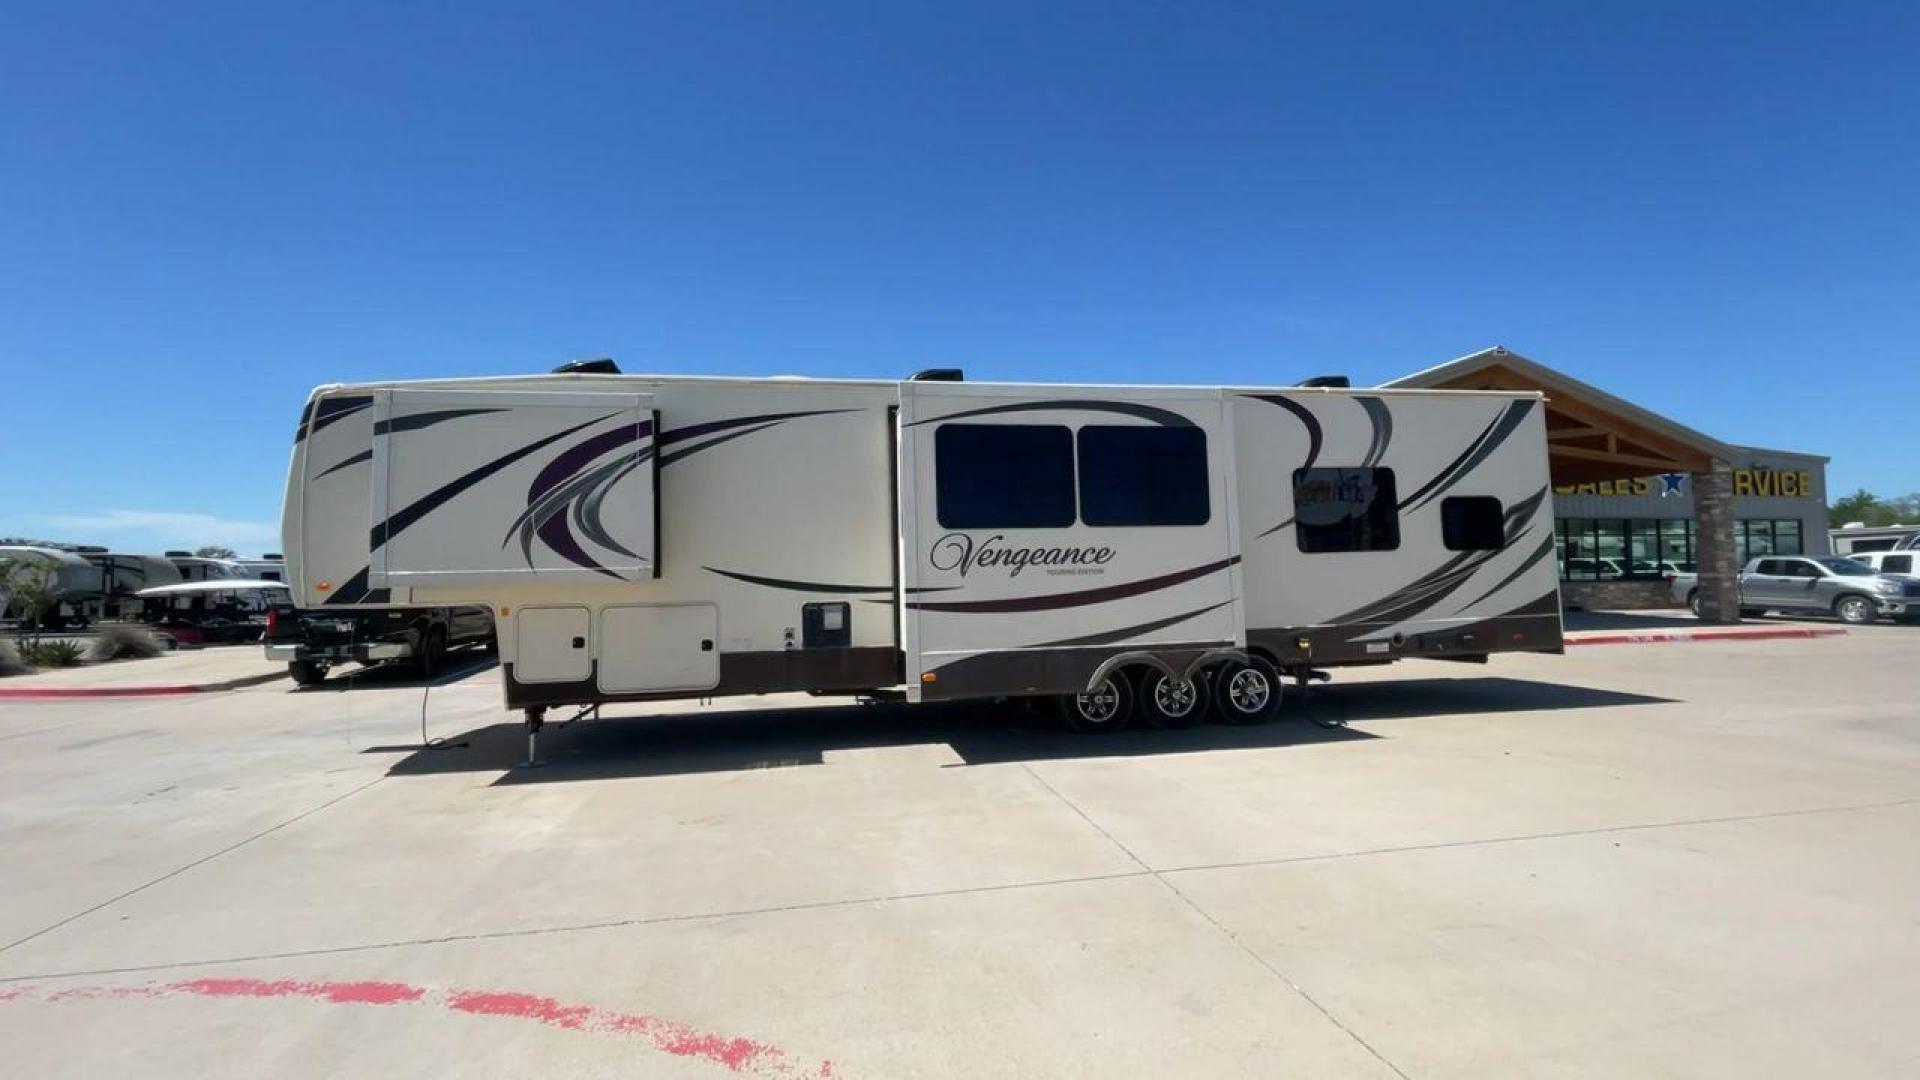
[282,370,1562,730]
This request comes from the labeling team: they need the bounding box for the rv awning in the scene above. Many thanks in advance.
[135,579,290,598]
[1382,347,1735,484]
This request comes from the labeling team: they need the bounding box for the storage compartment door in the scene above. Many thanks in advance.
[599,604,720,693]
[370,389,655,588]
[515,606,592,683]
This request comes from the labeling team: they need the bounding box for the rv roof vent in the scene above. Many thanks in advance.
[75,545,108,553]
[910,368,965,382]
[263,553,283,560]
[163,550,191,558]
[552,357,621,375]
[1296,375,1350,389]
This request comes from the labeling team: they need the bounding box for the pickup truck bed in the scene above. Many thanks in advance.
[264,604,495,685]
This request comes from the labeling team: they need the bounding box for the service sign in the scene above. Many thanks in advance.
[1555,468,1815,499]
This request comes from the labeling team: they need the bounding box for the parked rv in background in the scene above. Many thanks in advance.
[1829,523,1920,556]
[0,545,101,626]
[281,362,1563,738]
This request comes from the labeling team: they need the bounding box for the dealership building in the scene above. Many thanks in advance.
[1386,348,1829,616]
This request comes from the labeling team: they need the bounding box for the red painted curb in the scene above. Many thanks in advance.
[1566,626,1848,647]
[0,670,288,699]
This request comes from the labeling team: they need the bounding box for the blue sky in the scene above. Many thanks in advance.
[2,2,1915,553]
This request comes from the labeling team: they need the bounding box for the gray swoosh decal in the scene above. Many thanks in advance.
[1031,599,1234,647]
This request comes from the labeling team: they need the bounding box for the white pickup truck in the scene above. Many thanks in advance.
[1669,555,1920,624]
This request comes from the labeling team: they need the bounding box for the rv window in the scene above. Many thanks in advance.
[1440,496,1505,551]
[1076,426,1210,527]
[1292,468,1400,553]
[935,423,1076,529]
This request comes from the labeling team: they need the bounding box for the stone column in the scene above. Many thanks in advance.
[1691,460,1741,623]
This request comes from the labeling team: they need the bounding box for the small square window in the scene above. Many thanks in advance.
[1441,496,1505,552]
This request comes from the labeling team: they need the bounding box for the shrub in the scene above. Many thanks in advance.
[0,638,28,677]
[90,624,165,662]
[21,639,85,668]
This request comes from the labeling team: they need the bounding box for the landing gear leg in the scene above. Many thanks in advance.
[518,707,547,769]
[1292,667,1341,728]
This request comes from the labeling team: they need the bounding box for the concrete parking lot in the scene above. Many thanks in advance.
[3,627,1918,1078]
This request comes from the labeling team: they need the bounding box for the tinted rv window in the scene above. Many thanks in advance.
[1293,468,1400,553]
[1440,496,1505,551]
[935,424,1076,528]
[1076,425,1210,527]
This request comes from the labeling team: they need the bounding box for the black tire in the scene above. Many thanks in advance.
[1687,590,1704,619]
[1057,671,1133,734]
[1833,594,1877,625]
[1137,668,1208,729]
[288,659,329,687]
[1213,656,1282,724]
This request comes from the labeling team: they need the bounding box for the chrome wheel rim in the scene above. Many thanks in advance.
[1841,598,1868,622]
[1153,676,1198,717]
[1074,679,1122,723]
[1227,668,1271,713]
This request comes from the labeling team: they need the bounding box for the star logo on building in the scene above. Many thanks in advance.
[1658,472,1686,497]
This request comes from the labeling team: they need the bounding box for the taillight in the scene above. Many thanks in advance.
[266,608,279,637]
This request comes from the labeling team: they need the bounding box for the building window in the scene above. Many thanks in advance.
[1076,425,1210,527]
[1441,497,1505,551]
[1294,468,1400,553]
[935,424,1077,529]
[1556,518,1695,580]
[1737,518,1803,563]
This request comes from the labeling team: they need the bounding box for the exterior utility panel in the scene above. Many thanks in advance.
[283,373,1561,714]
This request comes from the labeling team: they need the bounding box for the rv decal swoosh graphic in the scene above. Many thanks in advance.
[315,449,373,480]
[504,421,654,578]
[321,566,391,606]
[1398,399,1535,512]
[1326,484,1550,631]
[373,412,618,551]
[1457,534,1557,612]
[659,410,861,449]
[1243,395,1321,538]
[1241,394,1322,470]
[906,400,1196,428]
[296,395,374,443]
[658,423,783,467]
[907,556,1239,614]
[703,567,959,595]
[373,408,509,437]
[1031,599,1234,647]
[1356,396,1393,468]
[503,409,859,576]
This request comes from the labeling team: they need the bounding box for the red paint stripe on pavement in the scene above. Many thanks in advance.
[0,686,205,699]
[1567,627,1848,647]
[174,978,426,1005]
[0,978,835,1077]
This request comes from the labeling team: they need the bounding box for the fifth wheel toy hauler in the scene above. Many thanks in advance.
[281,366,1562,734]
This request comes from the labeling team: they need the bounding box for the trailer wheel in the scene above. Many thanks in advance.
[1213,657,1282,724]
[1058,672,1132,734]
[288,659,329,687]
[1137,668,1207,729]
